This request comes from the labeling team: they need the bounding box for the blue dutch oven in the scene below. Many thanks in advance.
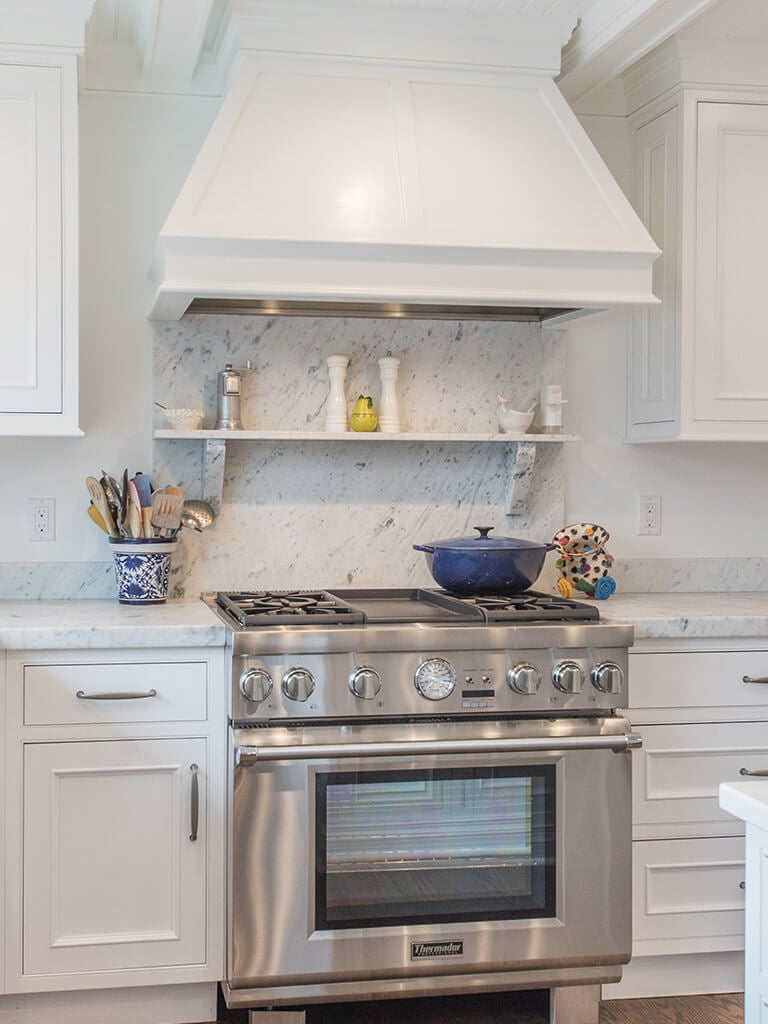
[413,526,556,595]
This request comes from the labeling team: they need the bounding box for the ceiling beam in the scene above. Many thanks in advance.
[558,0,721,104]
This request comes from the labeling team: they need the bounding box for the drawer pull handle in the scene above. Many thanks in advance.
[740,880,746,890]
[189,764,199,842]
[75,689,158,701]
[740,767,768,777]
[743,675,768,684]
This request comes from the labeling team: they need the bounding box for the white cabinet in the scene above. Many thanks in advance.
[604,643,768,999]
[0,53,80,436]
[23,738,207,976]
[3,649,226,995]
[628,84,768,441]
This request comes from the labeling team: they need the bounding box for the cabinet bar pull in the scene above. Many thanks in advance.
[743,676,768,684]
[76,688,158,700]
[189,763,199,841]
[740,768,768,777]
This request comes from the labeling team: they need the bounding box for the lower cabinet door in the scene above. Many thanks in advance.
[22,738,207,976]
[632,836,746,957]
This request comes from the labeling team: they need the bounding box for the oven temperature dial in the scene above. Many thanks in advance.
[591,662,624,695]
[414,658,456,701]
[282,667,315,702]
[349,666,382,700]
[507,663,541,695]
[240,668,273,704]
[552,661,584,694]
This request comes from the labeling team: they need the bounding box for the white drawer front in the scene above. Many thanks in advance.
[23,661,208,725]
[630,650,768,711]
[633,721,768,838]
[632,836,745,956]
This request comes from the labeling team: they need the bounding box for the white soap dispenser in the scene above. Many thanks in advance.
[539,384,567,434]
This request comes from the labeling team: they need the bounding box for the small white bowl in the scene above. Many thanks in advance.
[165,408,204,431]
[497,402,535,434]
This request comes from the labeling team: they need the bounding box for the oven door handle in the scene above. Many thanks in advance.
[235,732,643,765]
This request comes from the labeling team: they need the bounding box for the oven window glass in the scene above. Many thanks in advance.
[315,766,555,930]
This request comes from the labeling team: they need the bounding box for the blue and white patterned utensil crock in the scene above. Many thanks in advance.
[108,537,177,604]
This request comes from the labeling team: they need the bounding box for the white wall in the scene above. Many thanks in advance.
[0,90,219,567]
[565,113,768,561]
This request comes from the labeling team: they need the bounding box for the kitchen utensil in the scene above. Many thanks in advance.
[215,362,252,430]
[378,354,401,432]
[126,480,143,538]
[413,526,556,595]
[325,354,349,432]
[497,397,535,434]
[85,477,118,537]
[87,504,109,533]
[151,489,184,537]
[539,384,566,433]
[121,469,129,536]
[131,473,154,538]
[100,470,122,524]
[181,499,215,532]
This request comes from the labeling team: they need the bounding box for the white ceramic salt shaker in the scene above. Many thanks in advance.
[325,354,349,432]
[378,353,401,433]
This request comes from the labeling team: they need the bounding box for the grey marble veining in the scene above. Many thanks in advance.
[600,592,768,639]
[0,599,226,649]
[154,315,567,593]
[614,557,768,593]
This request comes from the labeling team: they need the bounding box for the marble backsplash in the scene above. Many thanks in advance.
[152,314,567,596]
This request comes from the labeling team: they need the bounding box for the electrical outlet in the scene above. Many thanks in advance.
[29,498,55,541]
[636,494,661,536]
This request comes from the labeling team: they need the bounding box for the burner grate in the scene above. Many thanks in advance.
[216,590,366,627]
[454,590,600,623]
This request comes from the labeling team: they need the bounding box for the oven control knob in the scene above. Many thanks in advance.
[240,668,273,704]
[414,658,456,701]
[349,666,382,700]
[281,667,315,702]
[552,661,584,694]
[591,662,624,695]
[507,663,541,695]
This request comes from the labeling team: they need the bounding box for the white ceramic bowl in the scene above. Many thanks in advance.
[165,408,204,431]
[497,406,535,434]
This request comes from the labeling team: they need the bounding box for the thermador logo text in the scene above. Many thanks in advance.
[411,941,464,959]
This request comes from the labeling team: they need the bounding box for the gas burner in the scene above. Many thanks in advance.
[216,590,366,627]
[455,590,600,623]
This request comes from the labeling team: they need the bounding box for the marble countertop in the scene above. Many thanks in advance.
[720,780,768,830]
[598,592,768,639]
[0,599,227,649]
[0,592,767,649]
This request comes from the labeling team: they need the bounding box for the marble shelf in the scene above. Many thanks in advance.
[152,430,580,515]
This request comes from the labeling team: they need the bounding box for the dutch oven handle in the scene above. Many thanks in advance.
[413,544,435,553]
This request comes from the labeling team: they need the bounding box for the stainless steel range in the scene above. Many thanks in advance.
[209,588,639,1024]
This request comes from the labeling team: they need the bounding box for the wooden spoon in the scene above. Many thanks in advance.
[85,477,118,537]
[87,505,109,533]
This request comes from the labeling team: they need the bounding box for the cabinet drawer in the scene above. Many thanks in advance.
[23,661,207,725]
[630,650,768,713]
[632,836,745,957]
[633,721,768,838]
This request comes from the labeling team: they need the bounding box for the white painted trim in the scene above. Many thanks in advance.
[0,983,217,1024]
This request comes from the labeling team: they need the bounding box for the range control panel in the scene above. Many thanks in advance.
[230,647,629,722]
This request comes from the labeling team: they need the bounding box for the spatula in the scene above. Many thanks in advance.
[85,477,118,537]
[150,489,183,537]
[131,473,154,538]
[126,480,143,539]
[87,504,109,534]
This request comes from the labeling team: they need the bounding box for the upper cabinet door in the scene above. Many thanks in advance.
[694,101,768,426]
[0,57,81,436]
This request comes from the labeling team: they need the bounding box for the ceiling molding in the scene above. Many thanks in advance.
[0,0,96,51]
[558,0,720,106]
[138,0,215,81]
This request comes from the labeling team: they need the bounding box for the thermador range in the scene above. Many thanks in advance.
[210,588,639,1024]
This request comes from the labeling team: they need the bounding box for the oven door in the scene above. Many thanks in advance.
[229,717,638,1000]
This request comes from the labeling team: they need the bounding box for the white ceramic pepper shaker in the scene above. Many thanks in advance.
[377,353,401,433]
[539,384,567,433]
[325,354,349,432]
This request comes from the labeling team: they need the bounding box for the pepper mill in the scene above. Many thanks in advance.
[215,361,252,430]
[325,354,349,432]
[377,353,401,433]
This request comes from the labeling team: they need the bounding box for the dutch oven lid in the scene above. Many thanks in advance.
[423,526,554,552]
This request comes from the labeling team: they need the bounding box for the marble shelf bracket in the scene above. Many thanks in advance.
[202,438,227,513]
[504,441,537,516]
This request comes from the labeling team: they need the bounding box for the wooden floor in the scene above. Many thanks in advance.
[217,991,744,1023]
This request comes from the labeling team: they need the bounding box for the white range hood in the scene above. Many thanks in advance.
[149,0,659,323]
